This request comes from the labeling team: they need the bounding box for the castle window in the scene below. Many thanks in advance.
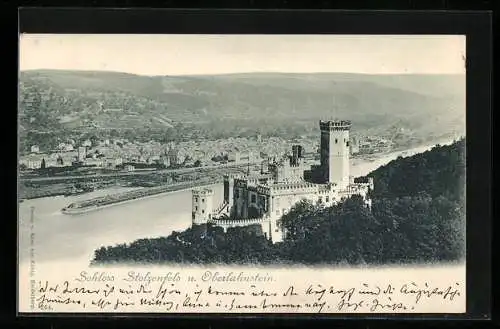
[251,194,256,203]
[326,196,329,202]
[195,197,198,202]
[347,141,350,147]
[335,139,338,143]
[195,206,198,211]
[202,210,205,214]
[202,198,205,203]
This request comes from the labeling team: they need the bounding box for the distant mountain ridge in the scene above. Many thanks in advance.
[19,69,465,142]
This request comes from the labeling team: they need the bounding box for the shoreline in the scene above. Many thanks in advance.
[23,138,456,205]
[60,181,222,215]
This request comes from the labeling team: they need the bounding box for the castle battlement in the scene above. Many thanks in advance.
[192,188,214,197]
[209,217,268,224]
[256,185,271,195]
[234,178,249,188]
[340,182,372,194]
[208,217,269,229]
[320,120,352,131]
[318,183,335,192]
[224,173,243,181]
[268,182,319,196]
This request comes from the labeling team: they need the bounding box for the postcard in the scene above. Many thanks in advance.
[18,34,466,314]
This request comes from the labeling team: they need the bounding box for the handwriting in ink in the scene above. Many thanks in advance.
[249,285,277,297]
[260,298,304,311]
[119,286,135,294]
[183,296,210,308]
[38,281,59,293]
[37,294,82,308]
[139,298,175,310]
[227,298,258,311]
[207,286,245,296]
[337,298,364,311]
[382,284,395,295]
[26,276,463,313]
[91,298,112,310]
[358,283,381,296]
[305,284,355,302]
[114,298,135,310]
[370,298,407,312]
[62,281,100,294]
[283,286,298,297]
[400,282,461,304]
[102,284,115,298]
[155,281,181,299]
[136,284,152,294]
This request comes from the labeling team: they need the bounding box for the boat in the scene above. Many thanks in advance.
[61,203,98,215]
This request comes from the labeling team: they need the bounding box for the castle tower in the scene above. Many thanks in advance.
[291,145,303,166]
[319,120,351,188]
[192,188,214,225]
[223,174,235,209]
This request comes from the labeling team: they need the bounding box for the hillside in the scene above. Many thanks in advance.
[19,70,465,149]
[358,138,466,202]
[92,140,466,266]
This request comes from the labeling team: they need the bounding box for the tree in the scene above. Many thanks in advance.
[278,199,320,242]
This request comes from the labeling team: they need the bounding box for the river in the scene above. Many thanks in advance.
[18,139,455,266]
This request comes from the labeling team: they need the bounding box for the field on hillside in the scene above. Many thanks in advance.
[18,70,465,151]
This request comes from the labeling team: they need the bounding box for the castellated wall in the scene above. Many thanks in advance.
[207,216,283,243]
[208,217,268,232]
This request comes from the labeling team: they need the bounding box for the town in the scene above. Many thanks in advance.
[20,133,397,172]
[17,132,402,201]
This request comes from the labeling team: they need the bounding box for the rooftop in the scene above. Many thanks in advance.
[319,119,352,127]
[193,188,214,195]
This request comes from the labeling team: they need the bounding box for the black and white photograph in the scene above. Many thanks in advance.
[18,34,466,313]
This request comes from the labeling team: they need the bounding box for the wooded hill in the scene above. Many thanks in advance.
[92,139,466,266]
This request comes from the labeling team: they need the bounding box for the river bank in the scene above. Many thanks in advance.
[18,138,456,266]
[61,179,223,215]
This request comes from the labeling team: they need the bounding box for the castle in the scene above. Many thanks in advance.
[191,120,374,243]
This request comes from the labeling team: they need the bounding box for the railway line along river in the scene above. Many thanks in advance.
[18,139,455,267]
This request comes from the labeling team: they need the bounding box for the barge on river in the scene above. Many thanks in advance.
[61,178,219,215]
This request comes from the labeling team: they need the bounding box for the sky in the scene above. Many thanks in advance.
[19,34,466,76]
